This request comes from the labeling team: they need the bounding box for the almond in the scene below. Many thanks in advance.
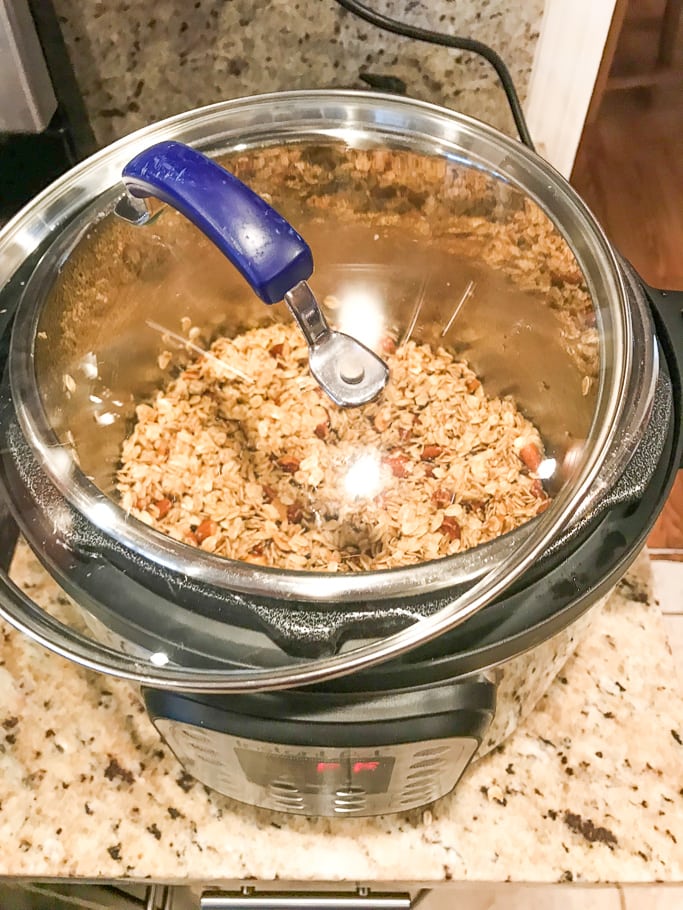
[278,456,300,474]
[421,445,443,461]
[384,453,409,478]
[314,422,328,439]
[380,336,397,355]
[531,478,545,498]
[155,498,172,518]
[440,516,461,540]
[550,267,583,287]
[520,443,542,472]
[195,519,218,543]
[432,488,454,507]
[286,503,304,523]
[262,484,277,503]
[269,343,284,358]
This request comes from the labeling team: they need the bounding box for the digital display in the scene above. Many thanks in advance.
[235,749,395,794]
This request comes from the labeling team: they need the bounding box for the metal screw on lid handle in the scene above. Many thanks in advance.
[119,140,389,408]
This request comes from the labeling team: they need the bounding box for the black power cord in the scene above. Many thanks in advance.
[333,0,536,151]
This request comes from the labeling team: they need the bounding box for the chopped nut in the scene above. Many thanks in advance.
[550,267,583,287]
[314,422,329,439]
[286,502,304,523]
[432,488,454,507]
[195,519,218,543]
[269,343,284,358]
[519,443,542,472]
[380,336,397,355]
[155,498,172,518]
[262,484,277,503]
[383,452,410,478]
[440,516,461,540]
[531,479,545,498]
[277,456,300,474]
[421,445,444,461]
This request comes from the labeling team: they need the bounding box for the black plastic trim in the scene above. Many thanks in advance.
[645,284,683,468]
[144,677,496,747]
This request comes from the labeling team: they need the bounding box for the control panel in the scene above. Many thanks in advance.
[154,719,477,816]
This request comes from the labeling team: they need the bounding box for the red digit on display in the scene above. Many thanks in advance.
[353,761,380,774]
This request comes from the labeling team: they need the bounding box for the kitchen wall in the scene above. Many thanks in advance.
[51,0,545,147]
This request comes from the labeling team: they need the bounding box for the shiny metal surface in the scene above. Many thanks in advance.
[284,279,389,406]
[0,91,651,691]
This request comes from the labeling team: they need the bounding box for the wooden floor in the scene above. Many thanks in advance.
[571,89,683,556]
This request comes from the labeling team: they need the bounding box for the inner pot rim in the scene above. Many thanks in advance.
[7,89,633,605]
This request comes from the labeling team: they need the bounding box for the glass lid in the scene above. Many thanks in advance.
[1,92,632,689]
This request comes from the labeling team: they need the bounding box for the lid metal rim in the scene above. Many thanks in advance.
[0,91,639,690]
[5,90,632,602]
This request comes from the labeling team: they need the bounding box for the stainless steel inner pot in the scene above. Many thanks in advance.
[0,91,658,691]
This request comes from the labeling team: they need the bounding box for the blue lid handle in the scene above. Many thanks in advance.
[121,140,314,305]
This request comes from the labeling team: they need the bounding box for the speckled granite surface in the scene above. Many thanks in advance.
[52,0,544,147]
[0,541,681,883]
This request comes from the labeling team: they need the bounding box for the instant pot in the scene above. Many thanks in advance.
[0,90,681,818]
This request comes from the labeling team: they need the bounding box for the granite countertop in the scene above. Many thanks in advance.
[53,0,544,147]
[0,541,681,884]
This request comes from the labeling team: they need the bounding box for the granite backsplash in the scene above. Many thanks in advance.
[52,0,544,147]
